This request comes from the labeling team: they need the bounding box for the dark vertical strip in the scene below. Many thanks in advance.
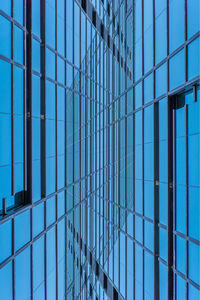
[11,0,15,196]
[173,108,176,300]
[40,0,47,299]
[185,104,188,300]
[26,1,33,298]
[72,1,75,297]
[142,0,145,298]
[132,1,136,298]
[124,2,127,299]
[185,0,188,83]
[12,218,15,300]
[55,1,58,299]
[64,0,67,298]
[168,97,173,300]
[24,0,27,198]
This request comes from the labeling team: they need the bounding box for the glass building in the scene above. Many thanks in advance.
[0,0,199,299]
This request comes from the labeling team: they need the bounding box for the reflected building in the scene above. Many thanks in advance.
[0,0,200,299]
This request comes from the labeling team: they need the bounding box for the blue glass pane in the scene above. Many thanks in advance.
[14,0,23,24]
[188,187,200,241]
[188,284,200,300]
[155,0,167,64]
[135,215,143,243]
[144,73,153,104]
[159,263,168,300]
[57,0,65,56]
[46,49,55,79]
[188,134,199,187]
[0,115,11,166]
[46,119,55,157]
[57,57,65,84]
[33,236,45,300]
[144,252,154,300]
[176,236,186,275]
[57,86,65,121]
[14,26,23,64]
[0,1,11,15]
[46,157,56,196]
[188,37,200,81]
[46,196,56,227]
[169,0,184,53]
[33,203,44,237]
[176,186,186,234]
[144,181,154,219]
[144,143,154,180]
[0,16,11,58]
[15,248,31,300]
[15,210,30,251]
[14,67,24,115]
[0,262,13,300]
[32,118,40,160]
[169,49,185,91]
[14,115,24,163]
[156,63,167,98]
[0,165,12,204]
[46,0,55,48]
[135,82,142,109]
[32,79,41,121]
[58,219,65,299]
[176,275,186,299]
[32,160,41,203]
[46,81,55,119]
[32,0,40,37]
[47,227,56,300]
[144,0,153,73]
[0,59,11,113]
[189,242,200,285]
[32,38,40,73]
[0,220,12,263]
[135,244,143,299]
[144,220,154,251]
[159,227,167,261]
[58,191,65,218]
[127,238,133,298]
[187,0,200,39]
[159,183,168,225]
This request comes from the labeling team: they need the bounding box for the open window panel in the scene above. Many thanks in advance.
[170,84,200,298]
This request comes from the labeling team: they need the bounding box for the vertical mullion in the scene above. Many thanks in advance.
[55,0,58,299]
[142,0,145,298]
[185,104,189,300]
[173,108,176,300]
[125,2,127,300]
[64,0,67,298]
[11,0,15,197]
[26,0,33,298]
[132,1,136,298]
[72,1,75,296]
[168,97,173,300]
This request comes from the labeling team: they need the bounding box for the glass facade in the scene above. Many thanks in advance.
[0,0,199,299]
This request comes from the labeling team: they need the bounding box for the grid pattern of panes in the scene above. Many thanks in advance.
[0,0,199,300]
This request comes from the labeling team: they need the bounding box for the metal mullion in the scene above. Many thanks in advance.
[132,1,136,297]
[173,107,177,300]
[168,97,173,300]
[184,0,188,83]
[64,0,67,297]
[55,1,58,299]
[11,0,15,197]
[118,9,121,292]
[23,0,27,197]
[141,0,145,297]
[124,1,127,299]
[72,1,75,296]
[185,104,189,300]
[111,4,115,286]
[79,6,82,297]
[26,0,33,298]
